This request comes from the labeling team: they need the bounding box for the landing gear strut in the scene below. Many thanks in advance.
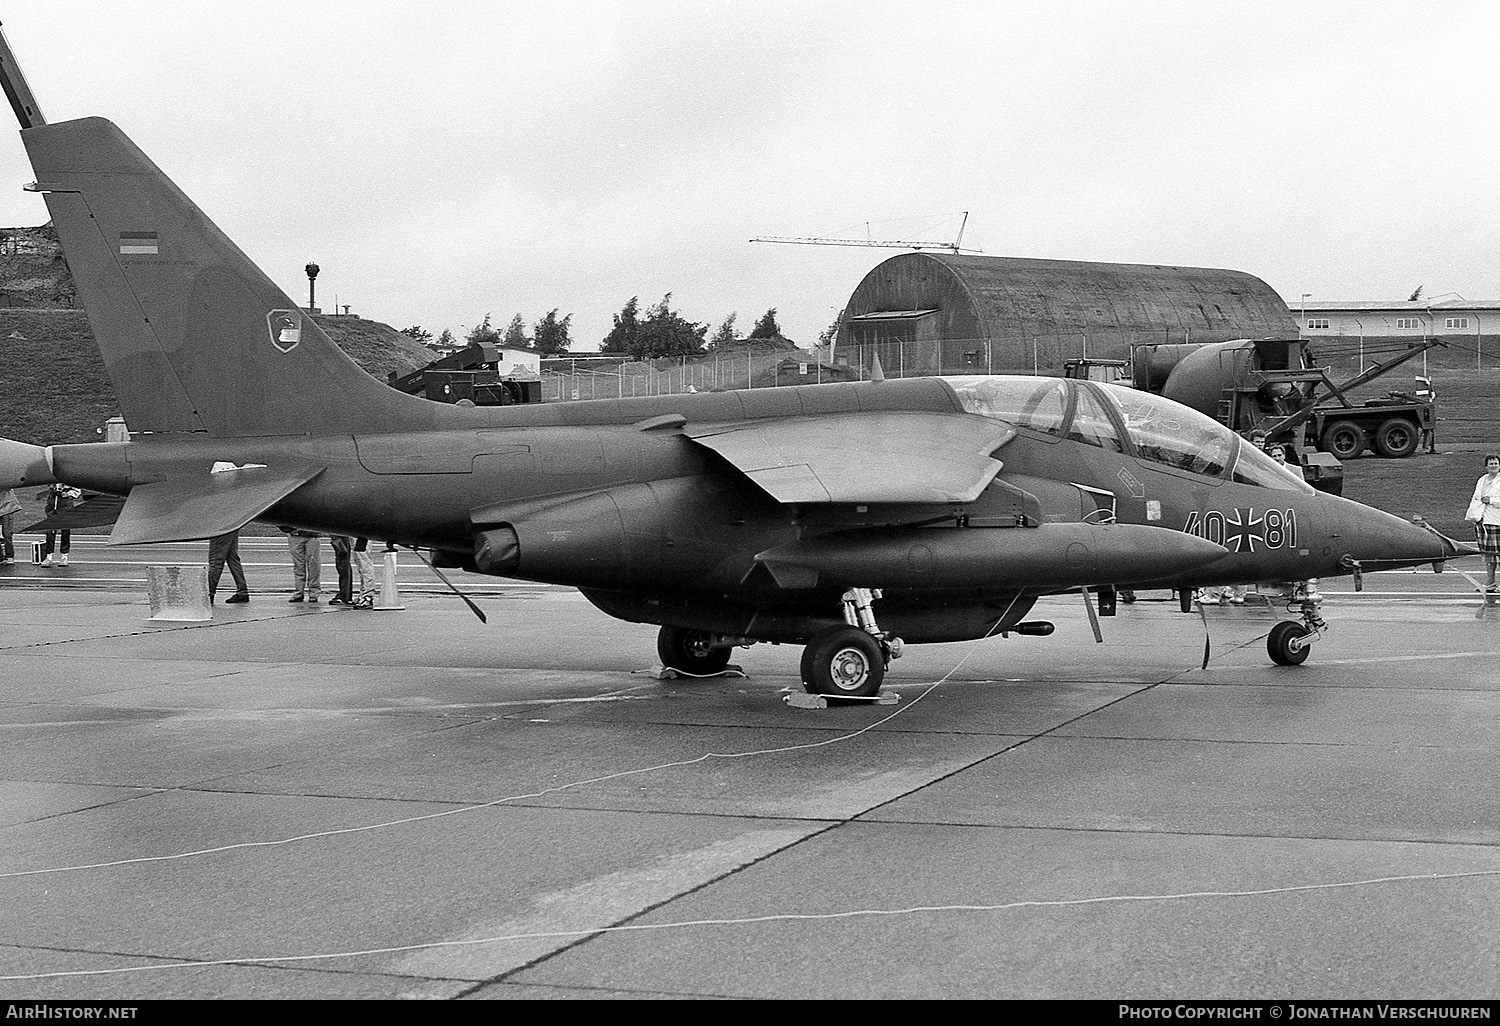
[801,588,904,699]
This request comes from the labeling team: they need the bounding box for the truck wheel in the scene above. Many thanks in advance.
[1321,420,1366,460]
[1373,417,1419,458]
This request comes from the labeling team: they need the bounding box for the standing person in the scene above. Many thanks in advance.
[208,529,250,603]
[1466,453,1500,593]
[280,526,322,603]
[0,488,19,565]
[327,534,354,605]
[39,482,81,566]
[1268,443,1295,472]
[352,537,376,608]
[1271,443,1322,603]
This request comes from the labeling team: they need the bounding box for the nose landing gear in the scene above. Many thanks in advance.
[1268,580,1326,666]
[801,588,904,699]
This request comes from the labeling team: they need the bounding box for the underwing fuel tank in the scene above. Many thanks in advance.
[754,522,1228,591]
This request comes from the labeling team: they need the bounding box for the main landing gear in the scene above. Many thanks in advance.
[1267,580,1326,666]
[657,588,903,699]
[657,626,734,676]
[800,588,904,699]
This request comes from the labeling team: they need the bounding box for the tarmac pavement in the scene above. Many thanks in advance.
[1,553,1498,999]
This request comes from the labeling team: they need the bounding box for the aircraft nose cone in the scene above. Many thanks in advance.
[1324,493,1456,569]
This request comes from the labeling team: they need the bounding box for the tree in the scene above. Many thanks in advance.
[639,293,708,358]
[600,293,706,359]
[709,312,740,349]
[400,325,433,343]
[465,314,500,346]
[818,312,841,347]
[502,313,529,350]
[1408,285,1425,303]
[533,309,573,355]
[600,296,642,356]
[435,328,456,349]
[748,307,781,339]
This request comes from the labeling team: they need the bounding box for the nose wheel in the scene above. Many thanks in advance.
[1268,580,1326,666]
[1267,620,1312,665]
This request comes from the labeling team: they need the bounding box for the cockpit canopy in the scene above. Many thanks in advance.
[942,375,1312,493]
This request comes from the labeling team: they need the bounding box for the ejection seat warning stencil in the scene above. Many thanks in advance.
[267,310,302,353]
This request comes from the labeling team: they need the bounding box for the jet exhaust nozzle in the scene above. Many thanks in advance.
[0,438,53,489]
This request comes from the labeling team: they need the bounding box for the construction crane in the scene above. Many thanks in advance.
[751,212,980,255]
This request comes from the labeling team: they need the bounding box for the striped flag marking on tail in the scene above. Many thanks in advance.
[119,230,158,255]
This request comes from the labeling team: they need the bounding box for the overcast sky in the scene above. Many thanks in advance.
[0,1,1494,350]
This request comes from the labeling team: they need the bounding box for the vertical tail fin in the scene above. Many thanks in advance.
[21,116,427,437]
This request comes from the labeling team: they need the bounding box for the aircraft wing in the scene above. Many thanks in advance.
[107,462,325,545]
[685,411,1013,505]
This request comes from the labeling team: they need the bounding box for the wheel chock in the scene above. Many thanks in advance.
[780,688,899,709]
[634,664,747,680]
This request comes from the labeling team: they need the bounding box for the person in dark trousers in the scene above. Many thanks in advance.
[328,534,354,605]
[39,483,80,566]
[0,488,19,565]
[208,529,250,603]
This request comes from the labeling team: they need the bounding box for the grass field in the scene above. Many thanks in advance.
[1338,365,1498,540]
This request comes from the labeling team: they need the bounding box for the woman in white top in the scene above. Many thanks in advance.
[1467,453,1500,592]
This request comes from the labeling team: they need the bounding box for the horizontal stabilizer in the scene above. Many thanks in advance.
[686,411,1013,505]
[24,493,126,532]
[108,462,324,546]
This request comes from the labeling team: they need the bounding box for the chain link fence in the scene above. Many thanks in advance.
[540,330,1227,400]
[541,348,833,401]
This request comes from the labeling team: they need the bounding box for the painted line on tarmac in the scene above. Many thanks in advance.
[1319,650,1500,665]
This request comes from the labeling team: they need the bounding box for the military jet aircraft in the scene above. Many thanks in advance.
[0,28,1465,698]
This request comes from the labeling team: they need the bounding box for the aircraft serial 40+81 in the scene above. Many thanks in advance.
[0,28,1467,699]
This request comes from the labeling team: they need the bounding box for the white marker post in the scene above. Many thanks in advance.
[147,565,212,621]
[373,548,405,610]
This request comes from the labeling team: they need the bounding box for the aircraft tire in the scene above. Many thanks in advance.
[1267,620,1312,666]
[803,626,885,698]
[1373,417,1419,459]
[657,626,732,676]
[1321,420,1367,460]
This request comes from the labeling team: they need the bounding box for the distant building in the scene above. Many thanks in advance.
[493,346,541,378]
[836,253,1295,376]
[1294,299,1497,341]
[1293,298,1498,371]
